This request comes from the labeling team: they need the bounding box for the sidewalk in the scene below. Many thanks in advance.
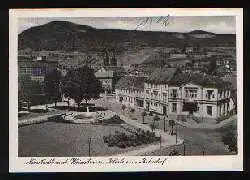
[107,97,237,130]
[174,115,237,130]
[114,114,183,156]
[18,112,63,127]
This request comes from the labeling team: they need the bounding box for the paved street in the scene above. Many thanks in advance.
[98,96,237,155]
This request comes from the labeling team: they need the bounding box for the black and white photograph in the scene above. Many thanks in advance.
[9,8,243,172]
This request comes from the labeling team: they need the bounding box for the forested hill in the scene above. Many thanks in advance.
[18,21,236,52]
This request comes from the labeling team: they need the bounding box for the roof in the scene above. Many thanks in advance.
[103,66,125,73]
[147,67,233,89]
[115,75,146,91]
[95,70,113,78]
[170,72,233,89]
[147,68,178,84]
[222,76,237,90]
[18,60,58,68]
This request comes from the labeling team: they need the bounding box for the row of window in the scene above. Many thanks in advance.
[121,89,141,95]
[171,103,213,116]
[102,80,111,84]
[123,96,134,103]
[122,88,230,101]
[146,84,167,89]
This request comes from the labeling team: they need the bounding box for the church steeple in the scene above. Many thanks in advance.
[103,51,110,66]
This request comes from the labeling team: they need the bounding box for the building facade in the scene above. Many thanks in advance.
[95,67,114,93]
[18,55,58,83]
[115,76,146,109]
[115,67,235,121]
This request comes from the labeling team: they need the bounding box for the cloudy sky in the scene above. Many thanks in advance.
[18,16,236,34]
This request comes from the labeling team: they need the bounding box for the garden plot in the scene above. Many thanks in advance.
[18,121,160,157]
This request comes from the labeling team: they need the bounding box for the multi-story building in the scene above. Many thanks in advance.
[115,75,146,108]
[18,55,58,83]
[95,67,114,93]
[115,67,235,121]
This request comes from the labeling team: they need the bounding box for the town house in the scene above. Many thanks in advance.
[115,75,146,108]
[115,67,235,121]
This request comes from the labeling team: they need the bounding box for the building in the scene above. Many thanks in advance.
[115,75,146,108]
[95,67,115,93]
[115,67,235,121]
[18,55,58,83]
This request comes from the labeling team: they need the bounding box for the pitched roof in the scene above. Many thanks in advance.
[95,70,113,78]
[115,75,146,90]
[147,68,177,84]
[170,72,233,89]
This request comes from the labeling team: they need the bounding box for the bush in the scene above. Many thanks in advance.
[29,109,48,113]
[169,149,181,156]
[103,127,159,148]
[222,131,237,153]
[48,114,64,122]
[193,117,203,124]
[100,115,125,125]
[130,108,135,113]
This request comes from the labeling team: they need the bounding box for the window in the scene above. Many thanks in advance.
[172,103,177,113]
[207,106,212,116]
[207,90,214,99]
[171,89,178,98]
[185,88,197,98]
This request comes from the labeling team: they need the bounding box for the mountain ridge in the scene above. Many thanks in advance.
[18,21,236,52]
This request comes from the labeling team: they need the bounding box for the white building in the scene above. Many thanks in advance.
[95,67,114,93]
[115,67,235,121]
[115,76,146,109]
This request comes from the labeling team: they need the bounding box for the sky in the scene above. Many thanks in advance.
[18,16,236,34]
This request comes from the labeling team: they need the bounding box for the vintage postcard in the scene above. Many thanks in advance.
[9,8,243,172]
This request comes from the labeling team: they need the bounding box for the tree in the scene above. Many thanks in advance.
[44,69,62,107]
[63,65,103,108]
[207,59,217,75]
[169,120,175,135]
[18,75,42,111]
[141,111,147,124]
[222,131,237,153]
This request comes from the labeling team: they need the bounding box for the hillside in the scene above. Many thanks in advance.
[18,21,236,52]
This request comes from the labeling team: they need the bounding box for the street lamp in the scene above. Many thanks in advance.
[163,114,168,132]
[175,125,178,144]
[183,141,186,156]
[163,114,166,132]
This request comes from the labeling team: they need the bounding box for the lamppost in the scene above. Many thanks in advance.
[163,114,166,132]
[160,135,162,148]
[175,125,178,144]
[183,141,186,156]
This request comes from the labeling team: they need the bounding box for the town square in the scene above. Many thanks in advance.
[16,15,238,158]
